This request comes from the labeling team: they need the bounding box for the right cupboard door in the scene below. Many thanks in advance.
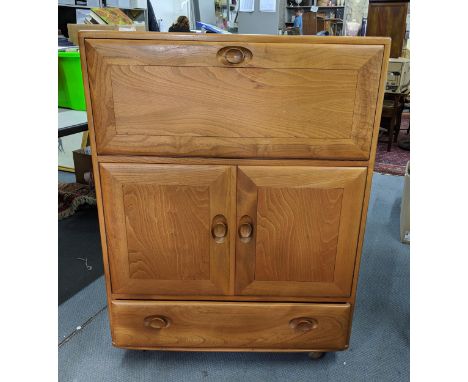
[236,166,367,297]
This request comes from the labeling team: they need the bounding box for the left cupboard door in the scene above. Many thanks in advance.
[99,163,235,296]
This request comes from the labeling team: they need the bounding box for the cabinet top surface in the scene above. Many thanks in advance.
[78,31,391,46]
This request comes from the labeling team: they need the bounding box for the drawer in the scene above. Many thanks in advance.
[110,300,351,350]
[82,34,387,159]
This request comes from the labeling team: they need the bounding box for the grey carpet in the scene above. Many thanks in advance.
[58,173,409,382]
[58,171,104,304]
[58,206,104,304]
[59,276,107,344]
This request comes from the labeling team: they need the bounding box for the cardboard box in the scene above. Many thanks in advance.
[400,161,410,244]
[73,147,93,184]
[67,23,146,46]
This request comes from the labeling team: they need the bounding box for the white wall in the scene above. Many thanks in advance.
[237,0,280,35]
[198,0,217,25]
[149,0,193,32]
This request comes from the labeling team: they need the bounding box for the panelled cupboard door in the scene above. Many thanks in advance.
[83,35,384,159]
[99,163,235,296]
[236,166,367,297]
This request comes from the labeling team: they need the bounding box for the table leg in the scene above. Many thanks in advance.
[387,115,395,152]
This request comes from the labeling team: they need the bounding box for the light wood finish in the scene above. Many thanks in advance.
[97,155,371,167]
[110,66,357,139]
[78,32,390,353]
[85,34,384,159]
[236,166,367,297]
[99,163,235,295]
[345,39,392,346]
[111,301,351,350]
[78,30,117,334]
[112,294,353,303]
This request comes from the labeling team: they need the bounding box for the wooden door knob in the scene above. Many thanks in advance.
[224,48,245,64]
[211,214,228,243]
[144,315,171,329]
[238,223,253,239]
[212,222,227,239]
[289,317,318,333]
[238,215,254,243]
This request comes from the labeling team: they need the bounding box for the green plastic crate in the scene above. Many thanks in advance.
[58,51,86,111]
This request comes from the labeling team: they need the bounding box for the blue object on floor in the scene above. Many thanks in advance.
[58,173,409,382]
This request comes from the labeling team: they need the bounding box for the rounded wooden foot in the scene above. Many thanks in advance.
[308,351,325,360]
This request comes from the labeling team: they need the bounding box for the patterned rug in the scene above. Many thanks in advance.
[374,113,410,176]
[59,182,96,220]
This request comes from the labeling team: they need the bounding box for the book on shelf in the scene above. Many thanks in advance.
[91,7,134,25]
[84,11,106,25]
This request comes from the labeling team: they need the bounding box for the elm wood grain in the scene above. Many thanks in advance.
[110,65,357,139]
[255,187,343,283]
[78,32,391,353]
[344,41,391,345]
[85,39,380,69]
[78,32,116,333]
[79,30,390,45]
[84,35,384,159]
[111,301,351,350]
[96,156,370,167]
[118,346,340,352]
[109,344,349,353]
[122,183,211,281]
[110,293,355,303]
[235,166,367,297]
[99,163,235,296]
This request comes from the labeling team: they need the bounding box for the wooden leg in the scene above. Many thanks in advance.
[394,111,402,142]
[308,351,325,360]
[387,115,395,152]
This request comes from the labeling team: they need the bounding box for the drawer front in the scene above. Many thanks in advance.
[111,300,351,350]
[83,36,386,159]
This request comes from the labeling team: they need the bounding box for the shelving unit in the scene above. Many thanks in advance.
[284,1,345,36]
[58,0,148,39]
[214,0,238,33]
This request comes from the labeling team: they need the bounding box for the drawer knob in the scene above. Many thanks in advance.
[211,214,228,243]
[217,46,252,65]
[224,48,245,64]
[144,315,171,329]
[289,317,318,333]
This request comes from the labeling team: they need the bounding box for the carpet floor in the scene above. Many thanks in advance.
[58,208,104,304]
[58,171,104,304]
[58,173,409,382]
[375,113,410,176]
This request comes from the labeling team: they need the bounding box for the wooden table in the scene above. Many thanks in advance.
[58,108,88,138]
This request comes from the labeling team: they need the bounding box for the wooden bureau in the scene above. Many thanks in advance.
[79,31,390,358]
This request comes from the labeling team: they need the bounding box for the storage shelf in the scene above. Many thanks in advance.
[318,18,343,22]
[58,4,146,10]
[286,5,345,8]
